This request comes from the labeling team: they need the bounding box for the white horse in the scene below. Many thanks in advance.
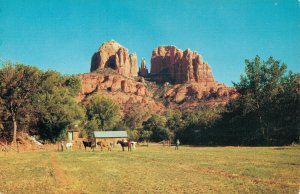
[65,142,73,151]
[131,141,137,150]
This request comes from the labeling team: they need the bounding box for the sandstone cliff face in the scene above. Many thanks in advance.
[78,73,151,98]
[91,40,138,77]
[82,41,236,111]
[77,73,165,113]
[151,46,214,84]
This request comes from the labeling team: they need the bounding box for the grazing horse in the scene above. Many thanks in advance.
[97,141,113,151]
[82,140,96,151]
[117,140,133,152]
[65,142,73,151]
[131,141,137,150]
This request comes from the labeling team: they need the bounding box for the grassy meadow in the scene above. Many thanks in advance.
[0,144,299,194]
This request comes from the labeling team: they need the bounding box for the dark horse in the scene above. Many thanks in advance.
[117,140,132,151]
[82,139,96,151]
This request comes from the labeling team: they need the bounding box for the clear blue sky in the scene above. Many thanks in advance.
[0,0,299,85]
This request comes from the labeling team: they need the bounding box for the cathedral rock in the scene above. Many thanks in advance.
[150,46,215,84]
[90,40,138,77]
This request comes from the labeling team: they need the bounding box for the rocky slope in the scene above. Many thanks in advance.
[76,70,165,112]
[90,40,138,77]
[159,82,237,108]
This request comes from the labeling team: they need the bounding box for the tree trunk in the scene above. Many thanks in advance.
[101,119,105,131]
[12,116,17,144]
[10,101,18,144]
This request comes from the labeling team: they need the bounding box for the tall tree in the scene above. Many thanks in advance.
[175,106,223,145]
[142,114,172,142]
[0,63,42,143]
[124,104,151,130]
[34,71,85,141]
[230,56,299,145]
[85,95,120,131]
[0,63,85,143]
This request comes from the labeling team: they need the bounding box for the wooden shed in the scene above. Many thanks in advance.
[94,131,128,146]
[67,128,80,142]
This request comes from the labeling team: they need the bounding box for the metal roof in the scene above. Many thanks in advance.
[94,131,128,138]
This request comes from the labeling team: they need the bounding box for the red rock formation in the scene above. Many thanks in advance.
[161,82,237,107]
[151,46,214,84]
[138,58,149,77]
[91,40,138,77]
[77,73,151,99]
[82,42,236,111]
[77,73,164,113]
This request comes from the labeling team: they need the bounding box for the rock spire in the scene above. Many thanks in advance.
[90,40,138,77]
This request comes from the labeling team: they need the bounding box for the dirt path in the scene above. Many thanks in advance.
[50,153,83,193]
[50,153,68,186]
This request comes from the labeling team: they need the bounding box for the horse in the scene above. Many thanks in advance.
[82,139,96,151]
[65,142,73,151]
[131,141,137,150]
[97,141,113,151]
[117,140,133,151]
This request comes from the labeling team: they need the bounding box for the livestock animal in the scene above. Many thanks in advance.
[117,140,134,151]
[131,141,137,150]
[82,140,96,151]
[97,141,113,151]
[65,142,73,151]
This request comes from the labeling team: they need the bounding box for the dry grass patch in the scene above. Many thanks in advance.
[0,145,299,193]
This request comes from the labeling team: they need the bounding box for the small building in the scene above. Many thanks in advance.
[67,128,80,142]
[94,131,128,146]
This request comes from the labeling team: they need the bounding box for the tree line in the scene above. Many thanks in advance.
[0,56,299,145]
[175,56,299,145]
[0,63,85,143]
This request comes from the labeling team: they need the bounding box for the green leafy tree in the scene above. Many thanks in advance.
[127,129,140,141]
[63,75,82,97]
[0,63,85,143]
[176,106,223,145]
[142,114,172,142]
[0,63,42,143]
[225,56,300,145]
[124,104,151,130]
[85,95,120,131]
[165,109,183,133]
[140,130,152,142]
[84,119,98,137]
[31,70,85,142]
[268,71,300,144]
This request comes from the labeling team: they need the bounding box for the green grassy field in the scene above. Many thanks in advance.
[0,145,299,194]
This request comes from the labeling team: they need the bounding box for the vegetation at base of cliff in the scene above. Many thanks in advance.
[85,95,121,133]
[104,56,299,146]
[0,62,85,143]
[176,56,300,146]
[222,56,299,145]
[0,56,299,146]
